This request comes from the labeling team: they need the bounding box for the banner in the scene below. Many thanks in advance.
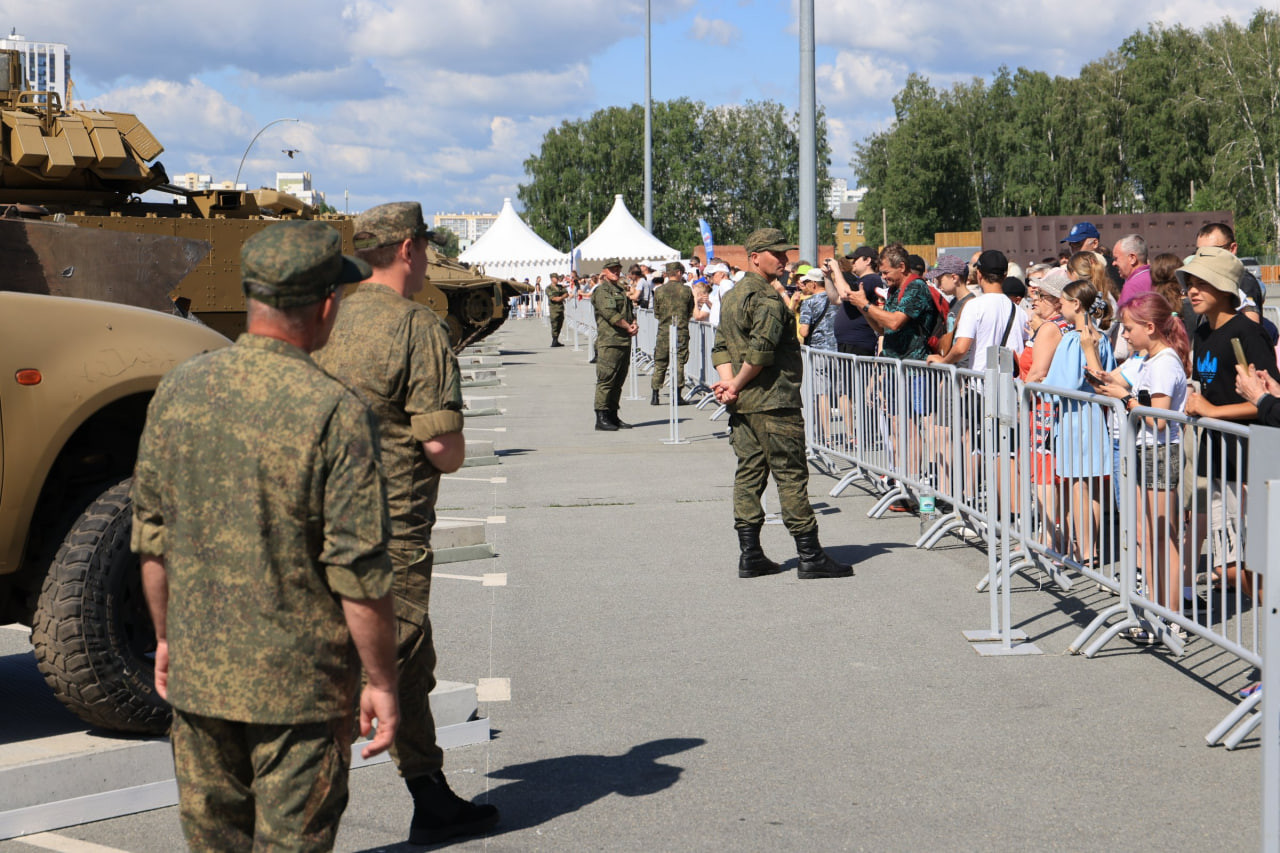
[698,219,715,260]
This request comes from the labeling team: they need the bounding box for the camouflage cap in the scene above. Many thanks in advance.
[241,221,370,308]
[352,201,434,250]
[665,261,684,274]
[744,227,796,255]
[601,258,623,269]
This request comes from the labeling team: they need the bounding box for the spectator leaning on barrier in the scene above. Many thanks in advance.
[829,245,882,357]
[1181,246,1280,596]
[928,254,971,357]
[711,227,852,581]
[133,221,400,849]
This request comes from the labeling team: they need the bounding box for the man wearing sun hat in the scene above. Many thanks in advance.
[712,227,852,581]
[315,202,498,845]
[133,221,400,849]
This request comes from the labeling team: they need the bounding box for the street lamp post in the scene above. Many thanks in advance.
[234,118,300,188]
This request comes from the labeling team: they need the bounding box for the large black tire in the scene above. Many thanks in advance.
[31,478,171,734]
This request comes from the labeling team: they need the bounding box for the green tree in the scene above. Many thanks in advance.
[435,226,461,258]
[519,98,832,252]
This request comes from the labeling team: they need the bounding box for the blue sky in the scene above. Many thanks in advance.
[1,0,1267,218]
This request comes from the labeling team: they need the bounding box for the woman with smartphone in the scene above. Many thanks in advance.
[1046,279,1117,570]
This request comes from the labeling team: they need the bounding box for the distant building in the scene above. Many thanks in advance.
[433,211,498,252]
[833,201,865,257]
[174,172,246,192]
[826,178,847,215]
[276,171,326,208]
[0,30,70,104]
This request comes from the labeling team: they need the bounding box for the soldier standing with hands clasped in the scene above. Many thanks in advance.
[315,202,499,845]
[546,272,568,347]
[591,257,638,431]
[712,228,853,580]
[651,261,694,406]
[132,221,399,850]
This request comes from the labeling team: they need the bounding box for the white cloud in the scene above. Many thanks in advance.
[817,51,905,107]
[89,79,256,156]
[688,15,742,47]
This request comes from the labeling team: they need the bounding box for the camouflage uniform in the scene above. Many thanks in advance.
[313,205,465,784]
[591,265,636,411]
[651,267,694,393]
[546,280,568,343]
[712,268,816,536]
[131,221,390,851]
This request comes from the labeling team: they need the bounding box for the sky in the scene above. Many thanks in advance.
[1,1,1269,219]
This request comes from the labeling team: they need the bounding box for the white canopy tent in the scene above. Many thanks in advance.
[458,198,570,284]
[573,194,680,274]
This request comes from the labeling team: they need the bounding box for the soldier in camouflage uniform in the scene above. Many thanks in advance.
[546,272,568,347]
[313,202,499,846]
[591,257,638,431]
[651,261,694,406]
[132,221,400,851]
[712,228,853,580]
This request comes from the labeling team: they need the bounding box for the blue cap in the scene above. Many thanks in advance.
[1061,222,1101,243]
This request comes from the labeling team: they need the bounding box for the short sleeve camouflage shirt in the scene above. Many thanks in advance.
[130,334,392,724]
[313,282,464,550]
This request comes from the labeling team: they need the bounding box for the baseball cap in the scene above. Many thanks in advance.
[352,201,435,250]
[1002,277,1027,299]
[1061,222,1101,244]
[704,262,730,275]
[907,254,927,276]
[801,268,825,283]
[974,249,1009,279]
[847,246,878,262]
[743,227,796,254]
[241,221,370,308]
[1034,267,1071,299]
[926,254,967,281]
[1176,246,1244,299]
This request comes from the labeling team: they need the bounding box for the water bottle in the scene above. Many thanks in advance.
[919,477,936,536]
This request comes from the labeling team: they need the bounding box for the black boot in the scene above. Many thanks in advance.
[610,410,633,429]
[550,339,564,347]
[596,410,618,431]
[650,389,660,405]
[676,394,691,406]
[738,525,783,578]
[407,771,499,845]
[794,530,853,579]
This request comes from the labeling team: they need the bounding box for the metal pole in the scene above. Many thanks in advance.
[1261,478,1280,852]
[664,323,688,445]
[798,0,816,263]
[644,0,653,233]
[234,117,299,187]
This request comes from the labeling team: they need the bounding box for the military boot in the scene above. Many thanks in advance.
[609,410,633,429]
[676,394,691,406]
[550,339,564,347]
[738,525,783,578]
[406,771,499,845]
[794,530,853,579]
[595,411,618,431]
[650,389,660,405]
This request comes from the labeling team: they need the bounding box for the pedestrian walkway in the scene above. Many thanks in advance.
[1,317,1260,852]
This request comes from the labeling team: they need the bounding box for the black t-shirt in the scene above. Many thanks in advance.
[833,272,882,351]
[1191,312,1280,478]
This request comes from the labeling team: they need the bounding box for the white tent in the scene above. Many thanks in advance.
[458,197,570,284]
[573,194,680,273]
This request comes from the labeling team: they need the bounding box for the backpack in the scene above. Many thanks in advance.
[925,283,952,353]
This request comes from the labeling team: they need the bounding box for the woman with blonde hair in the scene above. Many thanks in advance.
[1046,278,1117,570]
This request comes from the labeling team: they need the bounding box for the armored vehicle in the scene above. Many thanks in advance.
[0,49,521,734]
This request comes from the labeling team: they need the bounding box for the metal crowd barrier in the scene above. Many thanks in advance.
[801,344,1269,750]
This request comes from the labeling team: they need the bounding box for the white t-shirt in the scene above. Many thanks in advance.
[1134,347,1187,445]
[953,292,1029,372]
[708,279,735,327]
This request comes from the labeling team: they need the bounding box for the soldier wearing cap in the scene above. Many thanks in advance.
[546,272,569,347]
[132,221,399,849]
[314,202,498,845]
[591,257,638,430]
[711,228,852,580]
[651,260,694,405]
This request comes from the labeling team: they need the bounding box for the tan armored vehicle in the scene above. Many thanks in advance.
[0,50,522,733]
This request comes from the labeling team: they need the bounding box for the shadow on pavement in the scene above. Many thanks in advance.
[352,738,706,851]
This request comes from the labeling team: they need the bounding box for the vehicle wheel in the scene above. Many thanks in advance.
[31,478,170,735]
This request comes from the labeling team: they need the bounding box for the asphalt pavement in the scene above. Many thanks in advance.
[1,316,1262,852]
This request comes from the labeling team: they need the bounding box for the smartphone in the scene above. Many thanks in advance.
[1137,389,1152,407]
[1084,369,1105,385]
[1230,338,1248,367]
